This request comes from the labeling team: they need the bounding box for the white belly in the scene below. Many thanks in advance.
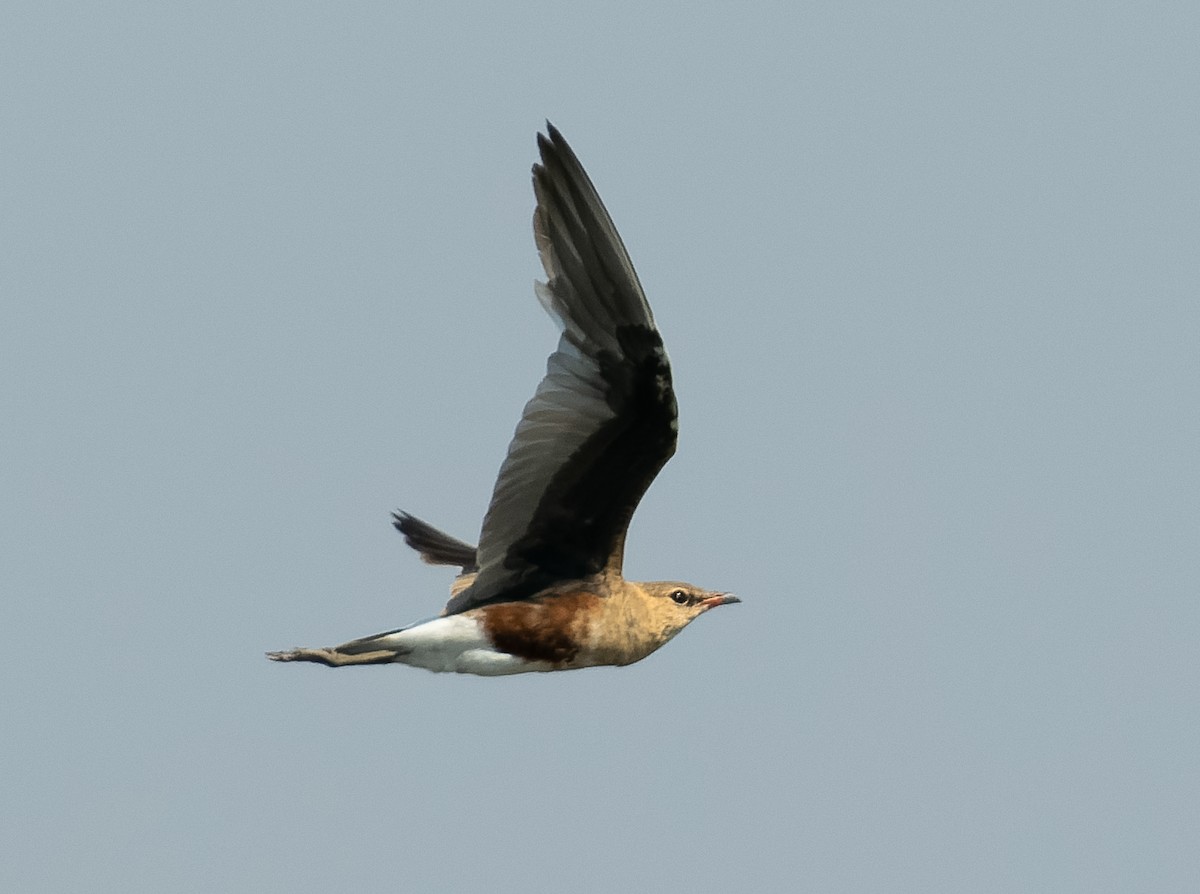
[369,615,556,676]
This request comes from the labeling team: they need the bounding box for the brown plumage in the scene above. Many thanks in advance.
[268,124,739,676]
[480,591,601,665]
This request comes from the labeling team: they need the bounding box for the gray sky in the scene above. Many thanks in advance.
[3,3,1197,891]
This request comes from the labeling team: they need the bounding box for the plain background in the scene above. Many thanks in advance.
[3,3,1197,891]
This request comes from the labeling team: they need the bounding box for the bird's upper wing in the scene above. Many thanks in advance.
[443,124,678,615]
[392,511,478,571]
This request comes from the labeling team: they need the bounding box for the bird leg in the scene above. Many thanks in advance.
[266,647,398,667]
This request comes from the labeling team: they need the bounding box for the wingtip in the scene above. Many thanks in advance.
[534,127,557,173]
[535,121,573,169]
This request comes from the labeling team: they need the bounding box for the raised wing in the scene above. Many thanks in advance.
[392,511,478,571]
[443,124,678,615]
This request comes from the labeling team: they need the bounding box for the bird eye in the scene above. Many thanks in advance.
[670,589,689,605]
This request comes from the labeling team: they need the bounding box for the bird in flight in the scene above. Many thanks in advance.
[268,124,739,676]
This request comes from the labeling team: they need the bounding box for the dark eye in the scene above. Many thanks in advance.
[670,589,690,605]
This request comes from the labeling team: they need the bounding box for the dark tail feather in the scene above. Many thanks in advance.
[392,511,478,572]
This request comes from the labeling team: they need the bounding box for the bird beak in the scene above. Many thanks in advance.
[700,593,741,609]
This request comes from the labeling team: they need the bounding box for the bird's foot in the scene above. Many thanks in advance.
[266,647,341,666]
[266,646,399,667]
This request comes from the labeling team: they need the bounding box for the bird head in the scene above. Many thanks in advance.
[634,581,741,645]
